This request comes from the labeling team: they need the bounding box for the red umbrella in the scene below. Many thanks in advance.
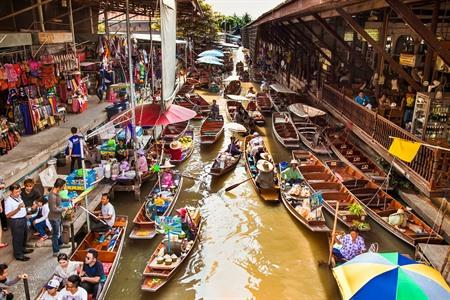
[134,103,197,126]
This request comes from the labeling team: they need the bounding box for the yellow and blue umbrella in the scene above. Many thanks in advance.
[333,252,450,300]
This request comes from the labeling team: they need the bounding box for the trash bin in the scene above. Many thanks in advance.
[56,152,67,167]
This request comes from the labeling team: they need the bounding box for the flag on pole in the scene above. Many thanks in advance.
[388,137,421,163]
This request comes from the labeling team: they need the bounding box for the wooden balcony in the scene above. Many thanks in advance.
[314,83,449,196]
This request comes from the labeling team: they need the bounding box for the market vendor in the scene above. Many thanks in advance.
[255,160,276,189]
[136,149,148,175]
[168,141,183,161]
[115,138,128,162]
[176,208,195,240]
[332,228,366,261]
[226,136,241,156]
[388,208,408,229]
[210,100,220,119]
[282,159,304,184]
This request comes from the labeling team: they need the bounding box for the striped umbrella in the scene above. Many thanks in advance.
[333,252,450,300]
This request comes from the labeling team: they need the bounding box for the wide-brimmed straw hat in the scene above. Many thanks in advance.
[260,153,271,161]
[257,160,274,172]
[170,141,182,150]
[160,159,175,169]
[290,159,299,165]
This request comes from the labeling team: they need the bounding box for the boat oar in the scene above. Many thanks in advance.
[225,176,253,192]
[328,201,340,267]
[78,205,108,225]
[181,173,201,181]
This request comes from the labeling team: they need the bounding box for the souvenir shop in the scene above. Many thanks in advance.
[0,34,89,153]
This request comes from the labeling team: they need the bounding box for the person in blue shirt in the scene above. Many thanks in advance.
[80,248,104,297]
[354,91,369,106]
[67,127,85,172]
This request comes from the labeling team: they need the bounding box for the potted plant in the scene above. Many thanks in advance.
[348,203,366,221]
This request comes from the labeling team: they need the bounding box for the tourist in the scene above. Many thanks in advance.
[249,132,262,147]
[378,93,391,108]
[0,264,28,299]
[226,136,241,156]
[55,253,83,285]
[79,249,104,297]
[136,149,148,175]
[92,193,116,232]
[255,160,275,189]
[168,141,183,161]
[332,228,366,261]
[30,197,50,241]
[67,127,85,172]
[21,178,41,209]
[115,138,128,162]
[41,278,60,300]
[354,91,369,106]
[210,99,220,119]
[4,184,33,261]
[48,178,68,257]
[59,275,88,300]
[282,159,304,184]
[0,178,7,249]
[402,85,415,127]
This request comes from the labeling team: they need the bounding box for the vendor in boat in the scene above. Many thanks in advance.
[168,141,183,161]
[282,159,304,184]
[91,193,116,233]
[249,132,263,147]
[332,228,366,261]
[387,208,409,230]
[210,99,220,119]
[255,160,276,189]
[226,136,241,156]
[115,138,128,162]
[136,149,149,175]
[177,207,195,240]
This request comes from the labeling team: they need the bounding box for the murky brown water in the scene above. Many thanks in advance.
[106,51,412,300]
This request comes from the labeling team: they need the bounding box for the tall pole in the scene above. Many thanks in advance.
[80,139,90,231]
[68,0,76,55]
[104,10,109,38]
[149,9,155,95]
[36,0,46,32]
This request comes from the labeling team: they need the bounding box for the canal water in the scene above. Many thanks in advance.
[106,54,412,300]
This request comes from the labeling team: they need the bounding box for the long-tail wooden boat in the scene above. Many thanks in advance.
[162,120,189,142]
[256,92,272,113]
[327,132,388,187]
[225,97,245,121]
[141,207,203,292]
[243,136,279,201]
[278,164,330,232]
[175,94,210,120]
[246,100,265,126]
[326,160,443,246]
[177,83,195,96]
[130,172,183,239]
[292,150,370,231]
[200,116,224,145]
[272,112,300,149]
[167,130,195,164]
[224,80,241,95]
[210,152,241,177]
[37,216,128,300]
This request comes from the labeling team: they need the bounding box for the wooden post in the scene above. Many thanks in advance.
[424,0,440,82]
[36,0,45,32]
[104,10,109,38]
[376,8,389,99]
[328,201,339,266]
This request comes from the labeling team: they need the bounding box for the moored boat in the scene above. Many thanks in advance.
[246,99,265,126]
[224,79,241,95]
[326,160,443,246]
[210,152,241,177]
[272,112,300,149]
[243,135,279,201]
[200,116,224,145]
[162,120,189,142]
[130,171,183,239]
[256,92,272,113]
[141,207,203,292]
[166,130,195,164]
[292,150,371,231]
[175,94,210,120]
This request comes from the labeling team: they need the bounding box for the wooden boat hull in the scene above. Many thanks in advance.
[200,117,224,145]
[210,153,241,177]
[162,121,189,142]
[272,112,300,149]
[141,209,203,292]
[243,136,279,202]
[168,130,195,164]
[224,80,241,96]
[256,92,272,113]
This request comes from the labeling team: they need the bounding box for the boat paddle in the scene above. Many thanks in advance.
[225,176,254,192]
[78,205,108,225]
[318,201,339,268]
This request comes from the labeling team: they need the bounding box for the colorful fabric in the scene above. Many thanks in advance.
[333,252,450,300]
[388,137,421,163]
[338,234,366,260]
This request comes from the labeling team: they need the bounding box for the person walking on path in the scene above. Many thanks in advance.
[0,178,8,249]
[48,178,68,256]
[4,184,34,261]
[67,127,86,172]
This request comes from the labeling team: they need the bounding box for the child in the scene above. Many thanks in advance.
[30,197,50,241]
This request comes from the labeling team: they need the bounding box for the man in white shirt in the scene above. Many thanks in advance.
[59,275,88,300]
[4,184,33,261]
[41,278,60,300]
[92,193,115,232]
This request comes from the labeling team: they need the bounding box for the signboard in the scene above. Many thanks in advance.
[36,32,73,44]
[399,53,416,67]
[0,33,32,48]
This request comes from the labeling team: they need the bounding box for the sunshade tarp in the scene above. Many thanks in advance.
[289,103,326,118]
[134,104,196,126]
[270,83,297,94]
[225,122,247,133]
[226,95,248,101]
[223,75,240,83]
[161,0,177,105]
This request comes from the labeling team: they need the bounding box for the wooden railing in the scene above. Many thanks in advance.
[321,84,450,195]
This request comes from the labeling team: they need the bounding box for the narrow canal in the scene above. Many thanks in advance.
[106,53,412,300]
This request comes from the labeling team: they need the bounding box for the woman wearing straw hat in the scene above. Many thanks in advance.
[168,141,183,161]
[255,160,276,189]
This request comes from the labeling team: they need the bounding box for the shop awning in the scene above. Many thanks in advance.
[270,84,297,94]
[134,103,196,126]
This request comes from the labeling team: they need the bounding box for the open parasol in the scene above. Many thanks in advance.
[134,103,197,126]
[225,122,247,133]
[198,49,224,58]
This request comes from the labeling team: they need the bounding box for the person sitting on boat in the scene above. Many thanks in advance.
[332,228,366,261]
[55,253,83,286]
[282,159,304,184]
[255,160,276,189]
[387,208,408,231]
[91,193,116,233]
[41,278,60,300]
[177,207,195,241]
[209,99,220,120]
[249,132,263,147]
[226,136,241,156]
[79,248,104,297]
[246,87,256,99]
[136,149,148,175]
[254,147,267,163]
[168,141,183,161]
[59,275,88,300]
[115,138,128,162]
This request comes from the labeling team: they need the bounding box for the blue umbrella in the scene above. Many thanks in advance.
[196,56,224,66]
[198,49,224,58]
[197,55,223,62]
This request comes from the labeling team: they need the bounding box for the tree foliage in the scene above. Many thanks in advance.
[217,13,253,33]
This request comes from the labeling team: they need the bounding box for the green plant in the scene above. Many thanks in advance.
[349,203,364,216]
